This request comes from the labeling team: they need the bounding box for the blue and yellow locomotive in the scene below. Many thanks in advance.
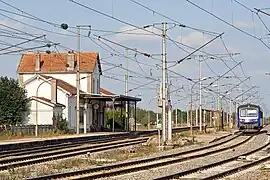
[237,103,263,132]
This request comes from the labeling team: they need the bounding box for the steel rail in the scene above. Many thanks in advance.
[0,126,199,158]
[154,132,269,180]
[0,126,199,152]
[0,136,133,158]
[0,138,148,171]
[201,153,270,180]
[0,127,199,166]
[27,132,244,180]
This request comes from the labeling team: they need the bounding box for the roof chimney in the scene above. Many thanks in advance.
[67,51,75,71]
[51,79,57,104]
[35,54,41,72]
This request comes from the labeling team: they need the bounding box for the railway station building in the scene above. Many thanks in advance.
[17,51,141,132]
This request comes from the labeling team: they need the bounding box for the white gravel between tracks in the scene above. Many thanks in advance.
[97,132,270,180]
[72,135,248,180]
[184,145,270,179]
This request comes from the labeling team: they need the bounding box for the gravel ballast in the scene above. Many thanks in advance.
[99,132,269,180]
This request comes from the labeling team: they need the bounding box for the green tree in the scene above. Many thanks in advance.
[172,109,187,123]
[106,110,124,128]
[105,107,187,128]
[0,76,29,125]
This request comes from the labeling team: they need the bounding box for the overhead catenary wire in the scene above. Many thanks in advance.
[0,0,232,74]
[0,0,187,100]
[232,0,270,34]
[0,43,58,55]
[186,0,270,50]
[0,2,220,60]
[129,0,220,36]
[95,35,151,57]
[207,61,243,87]
[167,32,224,68]
[0,0,260,107]
[68,0,224,54]
[219,37,249,85]
[0,7,161,37]
[91,36,156,68]
[102,75,156,90]
[0,35,45,52]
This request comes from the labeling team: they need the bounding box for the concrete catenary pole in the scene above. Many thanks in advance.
[125,49,129,131]
[199,57,202,132]
[161,22,167,144]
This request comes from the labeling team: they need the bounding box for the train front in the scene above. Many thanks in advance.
[237,104,261,131]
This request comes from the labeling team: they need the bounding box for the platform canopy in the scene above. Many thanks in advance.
[80,93,142,102]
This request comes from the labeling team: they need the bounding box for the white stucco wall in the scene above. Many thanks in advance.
[19,62,101,128]
[24,79,69,119]
[25,79,52,100]
[28,100,54,125]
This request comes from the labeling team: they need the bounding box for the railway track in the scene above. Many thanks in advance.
[0,127,200,172]
[186,142,270,180]
[26,132,245,180]
[0,136,134,159]
[153,131,269,180]
[0,137,148,171]
[0,127,200,160]
[0,126,200,159]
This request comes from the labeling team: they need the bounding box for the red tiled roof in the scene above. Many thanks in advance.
[31,96,65,107]
[18,52,102,73]
[100,88,115,95]
[40,75,114,96]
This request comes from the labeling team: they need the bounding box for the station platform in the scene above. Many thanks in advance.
[0,131,133,151]
[0,126,232,151]
[0,131,127,145]
[0,126,194,146]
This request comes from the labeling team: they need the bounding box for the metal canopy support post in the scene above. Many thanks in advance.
[187,103,189,127]
[203,109,206,131]
[175,108,178,127]
[217,77,221,130]
[229,99,233,128]
[112,97,116,132]
[128,101,130,131]
[190,92,193,135]
[179,110,182,127]
[76,26,81,135]
[195,108,198,126]
[84,100,87,134]
[148,110,150,130]
[168,102,172,141]
[234,102,237,128]
[120,100,123,129]
[135,101,137,131]
[210,111,212,127]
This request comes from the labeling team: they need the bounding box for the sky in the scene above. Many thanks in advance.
[1,0,270,115]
